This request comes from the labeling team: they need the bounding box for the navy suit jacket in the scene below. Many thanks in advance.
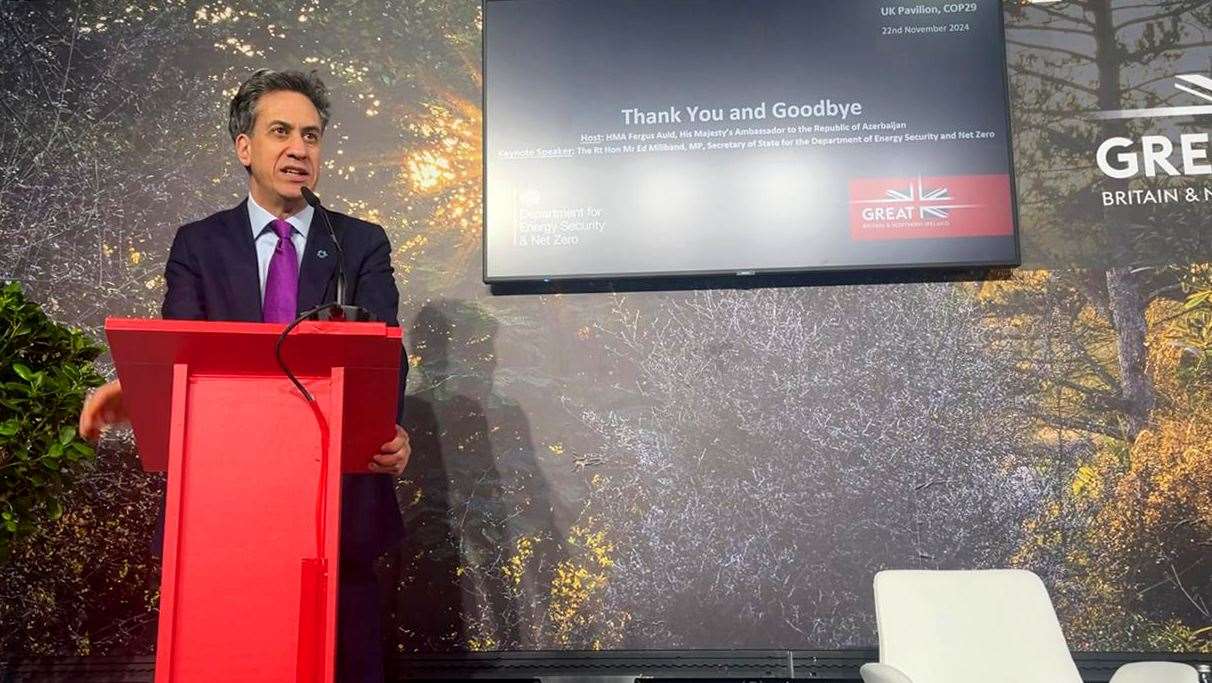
[161,199,406,561]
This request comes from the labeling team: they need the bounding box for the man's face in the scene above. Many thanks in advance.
[235,90,323,212]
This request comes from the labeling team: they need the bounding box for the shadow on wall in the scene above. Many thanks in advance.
[384,300,562,654]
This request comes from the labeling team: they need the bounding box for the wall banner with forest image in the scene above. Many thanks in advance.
[0,0,1209,659]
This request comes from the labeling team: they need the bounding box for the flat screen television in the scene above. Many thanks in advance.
[483,0,1019,282]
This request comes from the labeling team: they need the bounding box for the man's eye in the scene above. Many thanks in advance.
[304,132,319,142]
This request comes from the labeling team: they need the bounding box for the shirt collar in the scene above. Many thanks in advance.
[247,193,313,239]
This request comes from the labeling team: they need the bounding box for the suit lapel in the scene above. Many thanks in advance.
[221,200,264,322]
[297,213,338,313]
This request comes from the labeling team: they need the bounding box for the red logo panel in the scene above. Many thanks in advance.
[848,174,1014,241]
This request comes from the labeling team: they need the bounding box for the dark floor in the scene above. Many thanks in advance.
[2,650,1208,682]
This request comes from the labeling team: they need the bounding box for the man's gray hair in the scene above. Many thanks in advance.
[227,69,331,142]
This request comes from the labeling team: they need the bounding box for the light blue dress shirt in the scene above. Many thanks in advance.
[246,194,313,303]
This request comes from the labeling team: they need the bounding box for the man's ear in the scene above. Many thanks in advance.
[235,133,252,168]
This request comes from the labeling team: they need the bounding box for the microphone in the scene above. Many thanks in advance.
[274,186,375,403]
[299,186,373,322]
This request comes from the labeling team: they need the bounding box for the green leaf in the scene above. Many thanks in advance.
[0,280,105,547]
[1184,291,1212,310]
[12,362,34,381]
[3,381,32,396]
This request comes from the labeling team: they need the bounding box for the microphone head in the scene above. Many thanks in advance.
[299,186,321,208]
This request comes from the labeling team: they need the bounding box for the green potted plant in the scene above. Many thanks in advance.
[0,281,105,562]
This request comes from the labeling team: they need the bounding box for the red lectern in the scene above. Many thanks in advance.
[106,318,402,683]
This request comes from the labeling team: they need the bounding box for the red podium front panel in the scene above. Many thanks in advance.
[106,319,402,683]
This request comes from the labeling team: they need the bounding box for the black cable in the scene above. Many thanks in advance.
[273,303,338,403]
[271,303,339,562]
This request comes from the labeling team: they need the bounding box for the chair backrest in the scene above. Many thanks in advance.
[873,569,1083,683]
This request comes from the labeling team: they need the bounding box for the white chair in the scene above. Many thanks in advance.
[860,569,1199,683]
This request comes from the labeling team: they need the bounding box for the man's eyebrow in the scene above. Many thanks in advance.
[265,120,321,133]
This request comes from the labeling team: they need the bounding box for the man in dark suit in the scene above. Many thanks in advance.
[80,69,409,683]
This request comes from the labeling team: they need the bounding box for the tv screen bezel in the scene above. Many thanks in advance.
[480,0,1022,284]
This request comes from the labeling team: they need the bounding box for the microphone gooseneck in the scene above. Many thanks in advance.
[275,188,377,399]
[300,186,347,308]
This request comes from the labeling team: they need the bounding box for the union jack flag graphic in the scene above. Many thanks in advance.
[863,177,959,220]
[848,174,1014,241]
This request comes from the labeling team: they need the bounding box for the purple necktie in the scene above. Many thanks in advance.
[262,218,299,323]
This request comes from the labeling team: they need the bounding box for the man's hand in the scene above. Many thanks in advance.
[370,424,410,476]
[78,380,128,443]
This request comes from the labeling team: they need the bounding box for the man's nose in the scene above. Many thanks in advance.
[286,134,309,158]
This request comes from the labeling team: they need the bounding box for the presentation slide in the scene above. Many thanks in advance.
[483,0,1018,282]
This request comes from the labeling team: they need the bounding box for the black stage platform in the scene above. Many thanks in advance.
[3,650,1210,682]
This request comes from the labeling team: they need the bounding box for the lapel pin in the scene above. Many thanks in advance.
[317,250,329,259]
